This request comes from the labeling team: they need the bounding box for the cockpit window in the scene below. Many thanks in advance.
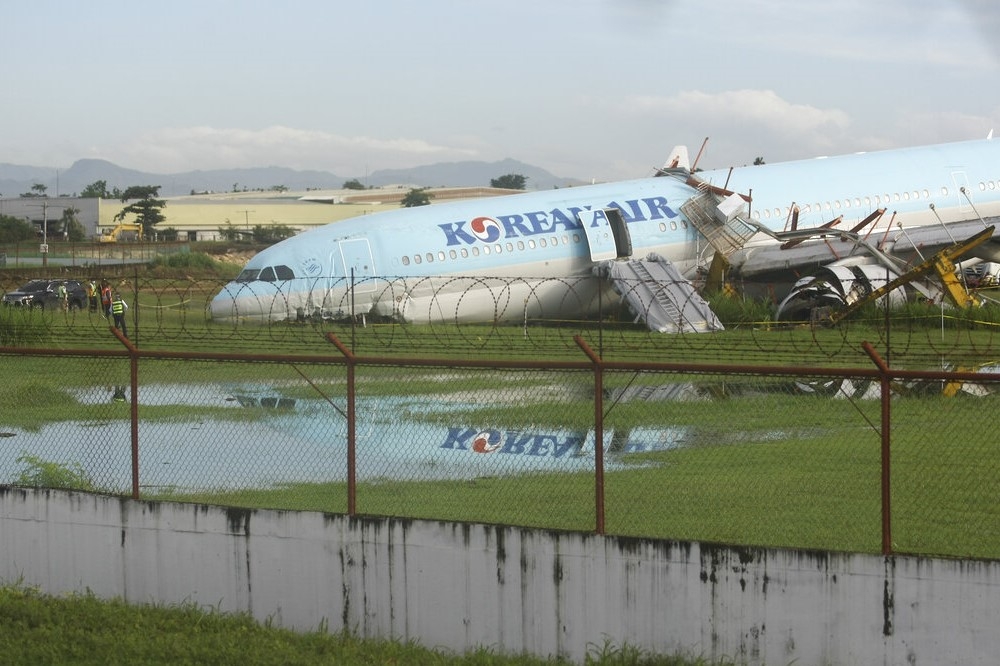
[235,265,294,283]
[235,269,260,283]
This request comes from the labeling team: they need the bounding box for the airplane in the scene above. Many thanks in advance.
[209,136,1000,331]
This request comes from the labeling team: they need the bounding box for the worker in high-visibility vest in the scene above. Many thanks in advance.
[110,292,129,338]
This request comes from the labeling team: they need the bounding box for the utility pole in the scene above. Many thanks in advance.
[42,202,47,267]
[27,200,61,269]
[238,209,255,237]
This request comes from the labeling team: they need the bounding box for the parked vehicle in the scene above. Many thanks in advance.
[2,279,88,310]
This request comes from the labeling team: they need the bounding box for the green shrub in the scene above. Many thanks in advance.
[15,453,95,491]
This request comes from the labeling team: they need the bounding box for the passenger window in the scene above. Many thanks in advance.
[402,256,410,266]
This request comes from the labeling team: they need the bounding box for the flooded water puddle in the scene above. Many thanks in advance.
[0,382,781,493]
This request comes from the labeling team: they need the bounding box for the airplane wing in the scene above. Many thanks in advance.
[671,171,1000,321]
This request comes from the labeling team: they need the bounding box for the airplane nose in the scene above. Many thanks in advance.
[209,285,240,321]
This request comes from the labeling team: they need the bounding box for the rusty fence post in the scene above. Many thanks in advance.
[110,327,141,500]
[862,341,893,556]
[327,333,357,515]
[575,335,605,535]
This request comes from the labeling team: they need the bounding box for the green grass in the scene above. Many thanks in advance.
[6,268,1000,364]
[153,397,1000,559]
[0,584,728,665]
[5,348,1000,558]
[6,268,1000,560]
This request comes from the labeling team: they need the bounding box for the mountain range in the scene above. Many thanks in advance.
[0,158,582,199]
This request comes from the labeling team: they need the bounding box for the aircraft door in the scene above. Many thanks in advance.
[579,208,632,262]
[339,238,377,293]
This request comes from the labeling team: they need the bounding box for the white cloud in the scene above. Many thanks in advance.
[628,90,850,136]
[614,90,853,167]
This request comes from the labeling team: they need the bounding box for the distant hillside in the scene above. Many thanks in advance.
[0,158,581,199]
[364,158,579,190]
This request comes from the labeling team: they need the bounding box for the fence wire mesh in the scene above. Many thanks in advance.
[4,347,1000,559]
[600,370,884,552]
[5,268,1000,560]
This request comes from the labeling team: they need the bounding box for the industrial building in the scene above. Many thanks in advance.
[0,186,517,243]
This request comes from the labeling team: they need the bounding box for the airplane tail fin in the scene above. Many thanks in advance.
[662,145,690,171]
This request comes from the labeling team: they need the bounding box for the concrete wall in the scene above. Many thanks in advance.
[1,487,997,665]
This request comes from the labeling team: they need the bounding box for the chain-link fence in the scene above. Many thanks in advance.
[3,335,999,560]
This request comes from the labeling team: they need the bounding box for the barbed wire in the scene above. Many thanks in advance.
[3,273,1000,364]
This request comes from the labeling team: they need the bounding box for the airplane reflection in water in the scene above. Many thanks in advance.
[210,137,1000,330]
[8,375,992,493]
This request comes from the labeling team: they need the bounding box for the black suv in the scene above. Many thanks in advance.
[2,279,89,310]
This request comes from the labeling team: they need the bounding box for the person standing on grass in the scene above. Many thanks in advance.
[110,292,128,338]
[87,279,98,312]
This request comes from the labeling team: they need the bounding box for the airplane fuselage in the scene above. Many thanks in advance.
[210,138,1000,325]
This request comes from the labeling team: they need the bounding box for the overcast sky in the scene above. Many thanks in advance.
[4,0,999,183]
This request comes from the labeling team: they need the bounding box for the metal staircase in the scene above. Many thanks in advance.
[604,255,724,333]
[680,190,758,259]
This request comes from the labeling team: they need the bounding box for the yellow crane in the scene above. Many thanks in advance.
[826,225,994,324]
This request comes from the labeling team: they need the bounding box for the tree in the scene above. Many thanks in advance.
[114,185,167,239]
[400,188,432,207]
[490,174,527,190]
[80,180,111,198]
[252,224,298,244]
[343,179,366,190]
[20,183,48,198]
[0,214,36,243]
[217,221,243,242]
[59,207,87,242]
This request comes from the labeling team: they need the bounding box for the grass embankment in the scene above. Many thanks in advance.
[0,585,724,666]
